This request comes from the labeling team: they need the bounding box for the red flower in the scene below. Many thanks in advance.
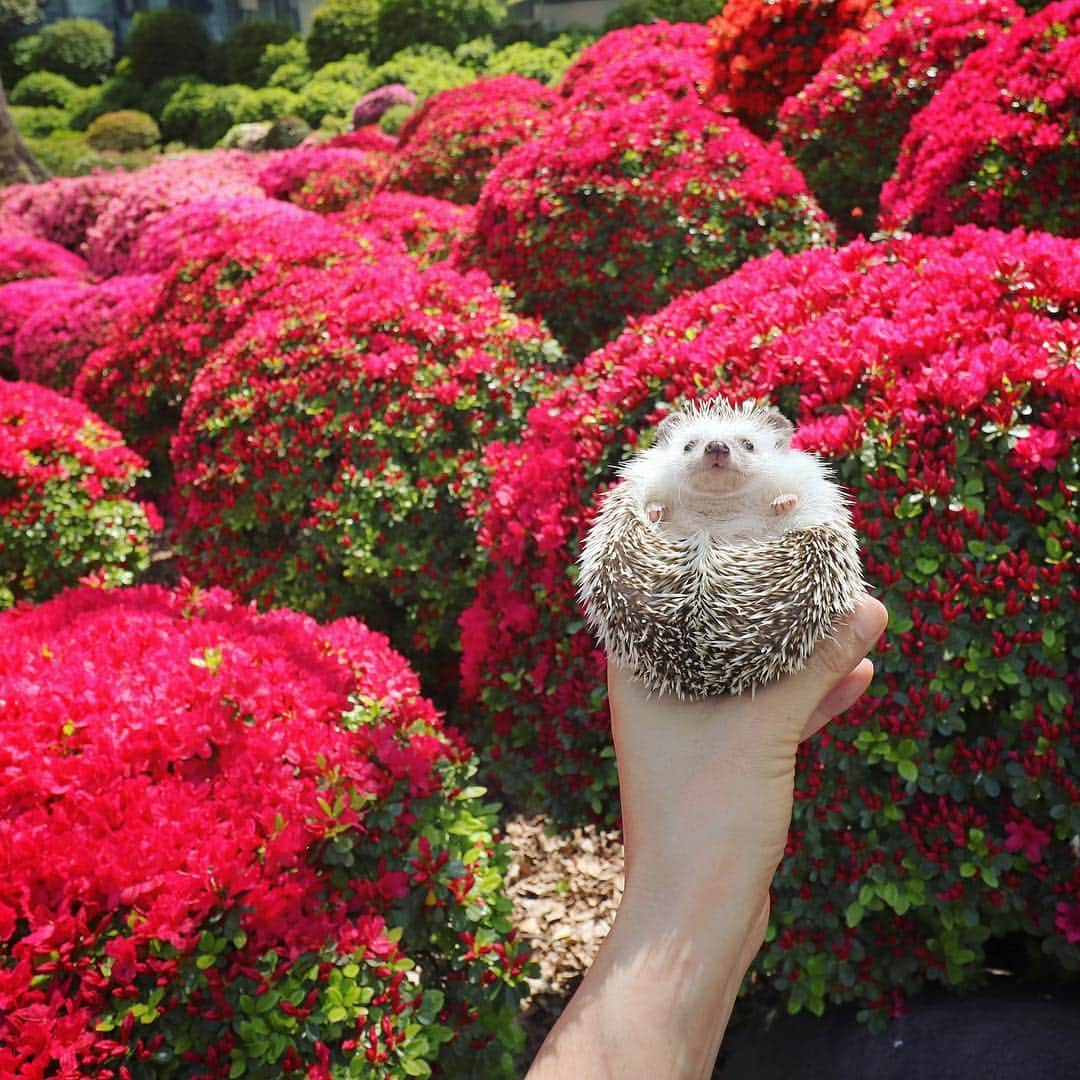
[1003,819,1052,863]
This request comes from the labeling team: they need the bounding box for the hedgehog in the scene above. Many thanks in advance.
[578,398,867,700]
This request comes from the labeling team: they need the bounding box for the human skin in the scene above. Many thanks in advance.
[526,595,889,1079]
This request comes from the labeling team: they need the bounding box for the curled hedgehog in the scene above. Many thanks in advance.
[578,398,867,700]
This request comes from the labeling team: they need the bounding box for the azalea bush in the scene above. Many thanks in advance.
[0,234,87,285]
[257,146,390,212]
[0,584,531,1076]
[777,0,1020,236]
[462,92,833,356]
[12,276,160,392]
[879,0,1080,237]
[0,381,158,609]
[352,82,417,128]
[708,0,884,134]
[458,226,1079,1021]
[0,277,89,377]
[381,75,556,204]
[169,258,564,675]
[0,172,114,251]
[75,214,367,480]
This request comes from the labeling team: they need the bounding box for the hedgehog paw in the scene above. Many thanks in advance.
[770,492,799,515]
[645,501,666,525]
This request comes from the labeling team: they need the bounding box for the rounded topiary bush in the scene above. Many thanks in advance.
[12,275,159,391]
[0,234,88,285]
[306,0,380,68]
[380,75,556,204]
[15,17,114,86]
[75,213,366,478]
[126,8,213,84]
[556,19,715,108]
[352,82,417,128]
[462,92,833,356]
[169,258,564,673]
[0,381,158,608]
[85,108,161,152]
[880,0,1080,237]
[707,0,883,134]
[484,41,574,85]
[0,278,89,377]
[372,0,503,63]
[458,225,1079,1023]
[777,0,1021,236]
[257,146,391,212]
[220,18,294,85]
[8,70,80,109]
[0,172,116,251]
[0,583,531,1076]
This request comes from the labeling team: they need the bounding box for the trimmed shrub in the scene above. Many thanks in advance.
[381,75,555,204]
[126,9,213,85]
[352,82,416,128]
[462,92,833,356]
[307,0,380,68]
[362,45,475,101]
[373,0,506,64]
[85,108,160,152]
[293,77,359,127]
[458,226,1079,1022]
[0,584,531,1076]
[13,275,159,391]
[329,191,474,266]
[484,40,574,83]
[0,172,116,251]
[880,0,1080,237]
[169,258,564,671]
[68,74,144,130]
[159,81,302,148]
[74,214,368,476]
[9,104,70,138]
[9,70,80,108]
[254,35,309,88]
[0,382,158,608]
[604,0,722,29]
[0,278,90,377]
[220,18,294,85]
[557,19,716,109]
[708,0,884,134]
[0,234,88,285]
[327,124,399,152]
[258,146,391,210]
[777,0,1021,237]
[12,17,114,85]
[318,53,374,89]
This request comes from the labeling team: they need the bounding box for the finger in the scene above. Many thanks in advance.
[800,596,888,695]
[800,658,874,741]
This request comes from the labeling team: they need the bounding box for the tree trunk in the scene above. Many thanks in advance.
[0,76,50,188]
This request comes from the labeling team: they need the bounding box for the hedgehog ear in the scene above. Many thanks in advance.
[653,410,686,447]
[760,406,795,448]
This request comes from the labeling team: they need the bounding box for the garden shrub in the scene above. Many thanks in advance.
[777,0,1021,237]
[327,125,399,152]
[85,108,161,152]
[381,75,555,204]
[0,172,116,251]
[21,131,123,178]
[13,275,159,391]
[307,0,380,68]
[126,8,213,85]
[12,17,114,85]
[67,73,145,130]
[557,20,715,108]
[0,234,88,285]
[293,77,359,128]
[372,0,506,64]
[362,45,475,102]
[352,82,416,128]
[159,81,302,148]
[483,40,574,84]
[329,191,474,267]
[9,69,80,108]
[75,214,368,476]
[9,104,69,138]
[708,0,884,135]
[220,18,294,85]
[880,0,1080,237]
[0,583,531,1075]
[258,146,390,212]
[603,0,722,29]
[0,278,89,377]
[254,35,309,89]
[463,92,833,356]
[318,53,374,90]
[169,257,564,674]
[0,382,158,608]
[457,226,1079,1023]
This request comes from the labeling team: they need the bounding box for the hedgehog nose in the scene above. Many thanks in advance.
[704,441,729,459]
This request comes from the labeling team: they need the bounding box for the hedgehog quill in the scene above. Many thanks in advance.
[578,399,867,700]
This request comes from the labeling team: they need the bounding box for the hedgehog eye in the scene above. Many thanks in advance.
[683,440,697,453]
[741,439,755,451]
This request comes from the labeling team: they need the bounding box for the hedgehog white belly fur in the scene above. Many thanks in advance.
[578,399,867,700]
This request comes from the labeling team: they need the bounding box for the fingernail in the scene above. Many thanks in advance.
[851,598,885,642]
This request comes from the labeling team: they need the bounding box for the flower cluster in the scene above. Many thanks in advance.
[708,0,883,133]
[324,125,400,153]
[459,227,1079,1019]
[879,0,1080,236]
[257,146,390,213]
[0,173,114,251]
[557,20,717,109]
[352,82,417,128]
[329,191,475,267]
[170,258,564,678]
[462,92,833,356]
[380,76,556,205]
[0,233,87,286]
[13,275,160,392]
[0,277,89,377]
[777,0,1021,236]
[75,214,369,480]
[0,584,531,1076]
[0,381,158,608]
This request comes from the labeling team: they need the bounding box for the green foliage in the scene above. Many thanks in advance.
[306,0,379,69]
[363,45,474,101]
[9,69,79,108]
[294,77,357,126]
[67,74,144,130]
[160,81,300,148]
[372,0,507,63]
[85,109,160,152]
[10,104,69,137]
[454,34,497,69]
[603,0,723,31]
[141,75,194,123]
[11,18,113,85]
[23,129,155,175]
[485,41,574,84]
[378,100,414,133]
[317,52,372,88]
[220,18,294,85]
[125,9,213,85]
[251,35,309,86]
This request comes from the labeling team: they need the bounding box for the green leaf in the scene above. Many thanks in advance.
[897,759,919,783]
